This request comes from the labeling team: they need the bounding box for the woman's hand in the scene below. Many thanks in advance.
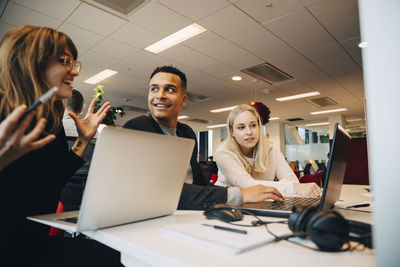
[240,184,284,203]
[0,105,55,173]
[293,182,322,197]
[69,97,111,143]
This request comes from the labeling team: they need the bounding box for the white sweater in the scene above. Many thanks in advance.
[214,144,299,196]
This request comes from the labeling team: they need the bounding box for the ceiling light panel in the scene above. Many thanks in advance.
[276,91,320,102]
[310,108,347,115]
[84,69,118,84]
[210,106,238,113]
[145,23,207,54]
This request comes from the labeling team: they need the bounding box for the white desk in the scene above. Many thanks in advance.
[83,185,374,267]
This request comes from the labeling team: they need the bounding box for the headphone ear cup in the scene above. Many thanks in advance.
[306,211,349,251]
[288,206,318,236]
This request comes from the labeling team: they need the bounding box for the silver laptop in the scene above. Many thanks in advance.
[239,123,352,218]
[28,126,194,232]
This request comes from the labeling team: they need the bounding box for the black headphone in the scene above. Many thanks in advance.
[288,206,372,251]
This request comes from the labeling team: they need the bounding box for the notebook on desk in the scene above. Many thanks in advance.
[28,127,194,233]
[239,123,352,218]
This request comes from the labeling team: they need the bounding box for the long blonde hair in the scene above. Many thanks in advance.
[224,104,271,174]
[0,25,78,133]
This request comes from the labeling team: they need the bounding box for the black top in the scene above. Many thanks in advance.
[123,115,227,210]
[0,128,84,262]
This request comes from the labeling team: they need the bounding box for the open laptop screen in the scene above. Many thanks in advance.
[319,123,352,210]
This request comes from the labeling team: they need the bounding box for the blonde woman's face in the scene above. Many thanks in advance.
[231,110,260,156]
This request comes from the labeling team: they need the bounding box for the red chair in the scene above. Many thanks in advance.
[299,171,323,187]
[210,174,218,184]
[48,201,65,236]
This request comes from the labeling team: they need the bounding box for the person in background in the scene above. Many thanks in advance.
[0,106,55,174]
[123,65,284,210]
[63,89,85,138]
[207,156,219,177]
[61,89,94,211]
[0,25,121,266]
[215,104,321,197]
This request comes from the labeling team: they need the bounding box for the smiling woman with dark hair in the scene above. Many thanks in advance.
[0,25,121,266]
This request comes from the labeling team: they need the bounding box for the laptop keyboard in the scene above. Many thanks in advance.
[59,217,78,224]
[270,197,321,210]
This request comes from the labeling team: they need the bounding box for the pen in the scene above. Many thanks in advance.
[202,223,247,235]
[20,86,58,120]
[346,203,370,208]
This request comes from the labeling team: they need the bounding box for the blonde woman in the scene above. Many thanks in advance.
[215,105,321,197]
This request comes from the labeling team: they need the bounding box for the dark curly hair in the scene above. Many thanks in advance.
[249,102,271,125]
[150,65,187,90]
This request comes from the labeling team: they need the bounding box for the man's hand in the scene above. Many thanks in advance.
[240,184,284,203]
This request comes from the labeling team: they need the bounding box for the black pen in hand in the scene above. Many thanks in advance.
[20,86,58,121]
[346,203,370,208]
[202,223,247,235]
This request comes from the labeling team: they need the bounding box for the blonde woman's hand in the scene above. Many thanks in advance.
[0,105,55,173]
[240,184,284,203]
[293,182,322,197]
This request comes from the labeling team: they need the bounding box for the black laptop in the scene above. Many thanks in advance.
[238,123,352,218]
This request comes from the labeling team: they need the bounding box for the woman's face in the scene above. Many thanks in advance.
[44,49,79,99]
[231,110,260,157]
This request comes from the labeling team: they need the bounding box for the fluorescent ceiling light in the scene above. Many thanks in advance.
[145,23,206,54]
[358,42,368,48]
[305,122,329,127]
[84,69,118,84]
[269,117,279,121]
[310,108,347,115]
[207,124,227,129]
[210,105,238,113]
[346,118,365,122]
[276,91,320,102]
[178,115,188,120]
[231,76,242,81]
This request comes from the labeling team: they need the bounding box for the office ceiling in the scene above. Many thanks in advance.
[0,0,366,132]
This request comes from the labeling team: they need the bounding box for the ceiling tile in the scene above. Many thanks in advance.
[263,9,335,52]
[197,62,236,77]
[226,25,288,62]
[308,0,359,41]
[66,3,126,36]
[0,21,13,37]
[298,0,323,7]
[0,2,62,28]
[92,38,138,60]
[198,5,259,38]
[109,23,162,49]
[161,45,228,72]
[159,0,229,21]
[79,50,120,69]
[58,23,104,50]
[128,2,191,36]
[303,43,361,76]
[190,38,263,69]
[11,0,81,20]
[340,37,362,67]
[234,0,304,24]
[183,31,225,51]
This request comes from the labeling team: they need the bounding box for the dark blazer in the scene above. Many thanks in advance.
[0,128,84,263]
[123,115,227,210]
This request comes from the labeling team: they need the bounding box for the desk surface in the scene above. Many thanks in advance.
[83,185,374,267]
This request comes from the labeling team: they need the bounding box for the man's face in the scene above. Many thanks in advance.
[148,72,187,128]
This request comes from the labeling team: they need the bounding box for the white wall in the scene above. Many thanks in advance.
[264,121,286,156]
[358,1,400,266]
